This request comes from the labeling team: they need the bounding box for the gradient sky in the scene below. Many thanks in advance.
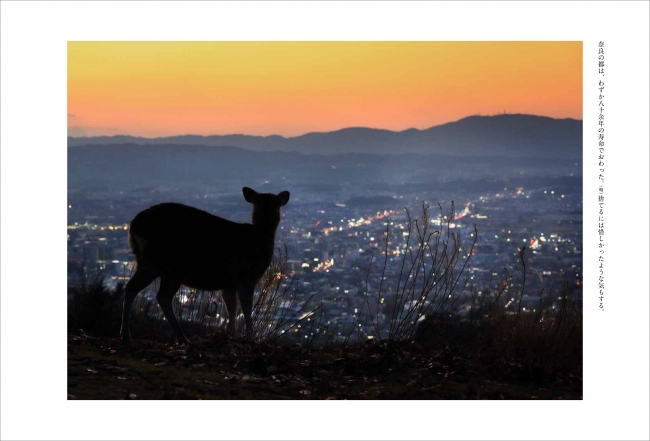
[68,41,582,137]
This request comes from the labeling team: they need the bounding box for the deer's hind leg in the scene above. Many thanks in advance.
[220,288,238,336]
[156,277,188,345]
[121,264,158,343]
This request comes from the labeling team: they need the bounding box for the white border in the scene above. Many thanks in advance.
[1,1,649,440]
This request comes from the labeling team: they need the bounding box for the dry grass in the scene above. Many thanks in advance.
[68,247,318,344]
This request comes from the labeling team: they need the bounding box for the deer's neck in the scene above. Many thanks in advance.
[253,222,278,255]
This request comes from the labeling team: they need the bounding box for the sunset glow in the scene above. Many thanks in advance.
[68,41,582,137]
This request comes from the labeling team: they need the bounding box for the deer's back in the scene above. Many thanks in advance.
[129,203,268,290]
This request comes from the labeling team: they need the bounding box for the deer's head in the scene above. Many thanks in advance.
[243,187,290,229]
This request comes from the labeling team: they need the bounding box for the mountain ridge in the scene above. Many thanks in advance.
[68,114,582,158]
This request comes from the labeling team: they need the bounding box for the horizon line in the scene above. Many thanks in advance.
[68,112,583,140]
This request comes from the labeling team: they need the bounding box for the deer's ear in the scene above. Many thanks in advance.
[278,191,290,207]
[243,187,257,204]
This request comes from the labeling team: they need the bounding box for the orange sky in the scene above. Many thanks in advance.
[68,41,582,137]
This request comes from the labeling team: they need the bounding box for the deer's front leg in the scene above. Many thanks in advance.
[238,284,255,340]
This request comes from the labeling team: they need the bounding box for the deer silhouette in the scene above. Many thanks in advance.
[120,187,290,344]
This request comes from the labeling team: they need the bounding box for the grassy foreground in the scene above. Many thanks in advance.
[68,329,581,400]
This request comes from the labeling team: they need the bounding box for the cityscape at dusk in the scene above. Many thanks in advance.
[68,164,583,341]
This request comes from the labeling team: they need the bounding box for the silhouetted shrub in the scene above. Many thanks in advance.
[358,202,478,341]
[68,274,123,336]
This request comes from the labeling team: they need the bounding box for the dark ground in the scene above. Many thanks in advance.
[67,331,582,400]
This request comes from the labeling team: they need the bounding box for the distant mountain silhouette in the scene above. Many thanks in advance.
[68,114,582,159]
